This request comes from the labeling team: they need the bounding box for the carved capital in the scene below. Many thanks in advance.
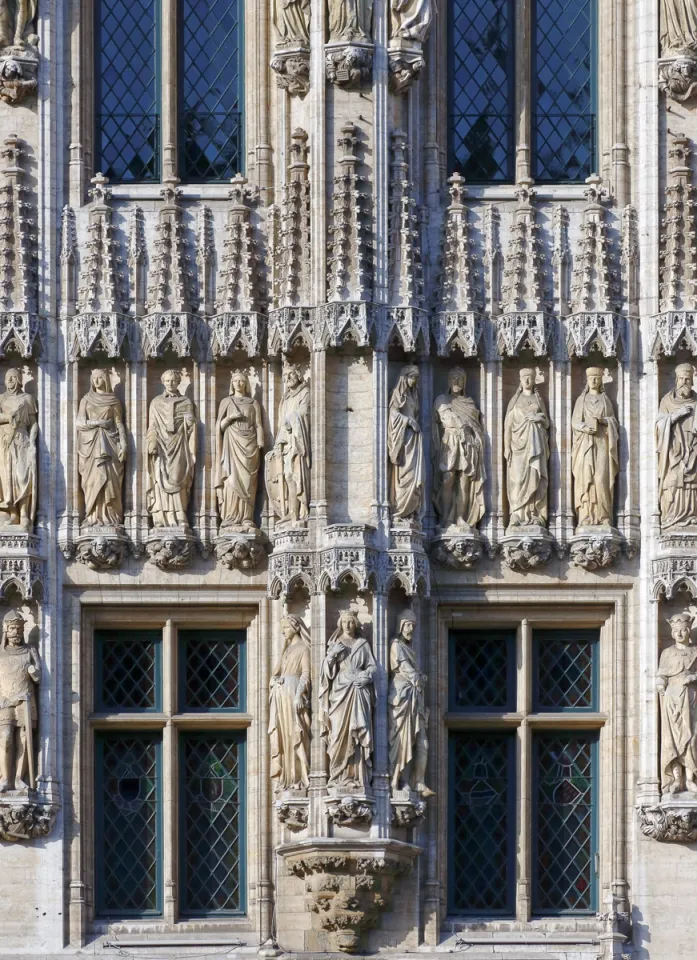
[271,48,310,96]
[638,803,697,842]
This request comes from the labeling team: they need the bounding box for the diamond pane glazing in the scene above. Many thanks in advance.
[533,0,594,181]
[448,0,514,181]
[181,736,244,915]
[534,630,598,711]
[181,0,242,181]
[96,735,161,915]
[97,631,161,711]
[533,734,596,914]
[449,733,514,914]
[95,0,159,182]
[449,630,515,710]
[181,630,244,710]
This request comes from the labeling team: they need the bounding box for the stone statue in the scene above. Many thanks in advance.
[390,0,432,43]
[76,369,127,527]
[328,0,372,42]
[388,612,434,797]
[389,364,425,522]
[656,363,697,530]
[661,0,697,56]
[571,368,619,528]
[146,369,197,528]
[504,368,549,528]
[320,609,376,791]
[657,610,697,796]
[215,370,265,532]
[0,368,37,531]
[274,0,310,46]
[269,614,311,792]
[0,611,39,794]
[266,364,311,525]
[432,367,485,530]
[0,0,37,48]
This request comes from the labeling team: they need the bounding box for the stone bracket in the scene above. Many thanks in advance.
[325,42,373,88]
[271,47,310,97]
[145,528,197,570]
[565,311,624,359]
[658,54,697,102]
[495,311,552,358]
[431,310,484,358]
[0,47,39,105]
[0,312,40,358]
[325,795,374,826]
[74,527,129,570]
[569,528,623,570]
[501,530,553,571]
[387,41,425,93]
[276,796,309,831]
[431,531,483,569]
[68,312,129,360]
[650,310,697,357]
[391,791,426,827]
[215,530,267,570]
[637,802,697,842]
[0,798,57,842]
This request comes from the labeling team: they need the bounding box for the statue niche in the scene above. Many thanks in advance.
[146,369,197,530]
[0,368,37,532]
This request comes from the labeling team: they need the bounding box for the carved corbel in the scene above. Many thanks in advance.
[215,531,267,571]
[638,803,697,842]
[0,49,38,105]
[145,530,197,570]
[74,530,129,571]
[659,55,697,102]
[431,532,483,570]
[276,798,309,831]
[569,531,623,571]
[271,49,311,97]
[387,43,425,93]
[0,799,57,842]
[326,795,374,826]
[325,43,373,88]
[501,533,553,572]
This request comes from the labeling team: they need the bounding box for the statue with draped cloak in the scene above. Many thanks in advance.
[389,364,425,522]
[269,614,311,792]
[0,368,37,531]
[504,368,549,528]
[571,368,619,528]
[77,369,127,527]
[266,365,311,525]
[656,363,697,530]
[658,610,697,796]
[215,370,264,531]
[146,369,196,528]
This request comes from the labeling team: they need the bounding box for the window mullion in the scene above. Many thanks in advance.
[161,0,178,180]
[515,0,532,181]
[516,618,532,922]
[162,620,178,925]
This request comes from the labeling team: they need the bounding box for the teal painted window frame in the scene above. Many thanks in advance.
[531,731,599,916]
[532,628,600,713]
[178,731,247,917]
[95,629,163,713]
[447,731,517,917]
[178,629,247,713]
[448,629,517,713]
[94,731,164,918]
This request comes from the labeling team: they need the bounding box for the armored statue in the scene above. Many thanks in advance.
[388,612,434,797]
[215,370,265,532]
[76,369,127,527]
[432,367,485,530]
[504,368,549,528]
[269,614,311,792]
[0,367,37,531]
[146,369,197,528]
[320,609,376,791]
[571,368,619,528]
[656,363,697,530]
[389,364,425,522]
[266,364,311,525]
[0,611,39,794]
[657,610,697,796]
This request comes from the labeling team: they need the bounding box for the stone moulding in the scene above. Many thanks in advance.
[658,55,697,102]
[215,530,267,571]
[325,42,373,88]
[271,47,310,97]
[67,312,129,361]
[145,528,197,570]
[391,791,426,827]
[0,798,57,842]
[279,838,419,953]
[431,531,483,570]
[501,530,553,571]
[0,532,43,601]
[74,527,129,571]
[638,803,697,842]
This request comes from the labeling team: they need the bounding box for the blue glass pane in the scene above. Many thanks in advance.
[449,0,514,182]
[181,735,245,915]
[533,0,595,182]
[534,629,598,711]
[95,0,160,182]
[449,630,516,711]
[96,735,161,916]
[449,733,515,914]
[533,733,597,914]
[181,0,242,181]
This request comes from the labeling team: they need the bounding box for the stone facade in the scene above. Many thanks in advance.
[0,0,695,955]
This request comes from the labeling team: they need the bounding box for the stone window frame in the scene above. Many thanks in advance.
[432,597,628,936]
[66,598,264,945]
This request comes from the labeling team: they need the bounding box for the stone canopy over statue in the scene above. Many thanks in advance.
[146,370,197,529]
[656,363,697,530]
[0,611,39,794]
[657,609,697,797]
[571,368,619,529]
[266,365,311,526]
[0,368,37,531]
[504,368,549,529]
[76,369,127,528]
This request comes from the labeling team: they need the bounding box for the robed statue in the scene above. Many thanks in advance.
[432,367,485,530]
[657,610,697,796]
[571,368,619,528]
[269,614,311,792]
[388,612,434,797]
[0,0,37,48]
[0,611,39,794]
[0,367,37,531]
[328,0,372,42]
[266,365,311,525]
[389,364,425,522]
[390,0,432,43]
[215,370,265,532]
[274,0,310,46]
[656,363,697,530]
[146,369,197,528]
[504,368,549,528]
[77,369,127,527]
[320,609,376,791]
[661,0,697,55]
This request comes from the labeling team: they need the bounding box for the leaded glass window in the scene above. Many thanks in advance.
[449,733,515,914]
[179,630,246,711]
[95,0,160,182]
[180,0,243,181]
[532,0,595,181]
[532,733,597,914]
[449,630,516,711]
[180,734,245,915]
[96,630,162,711]
[534,629,598,711]
[448,0,514,181]
[95,734,162,916]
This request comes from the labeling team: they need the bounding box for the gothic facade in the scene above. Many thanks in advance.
[0,0,695,956]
